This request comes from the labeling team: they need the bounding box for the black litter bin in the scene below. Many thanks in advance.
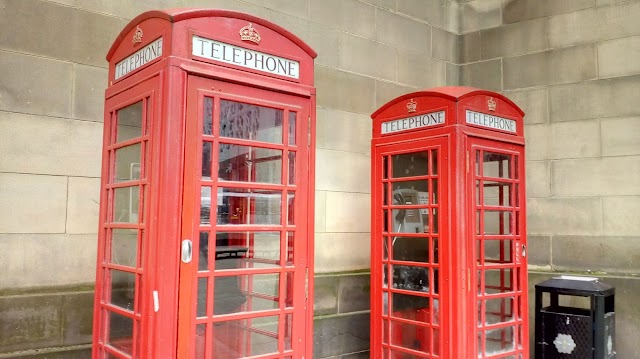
[535,276,615,359]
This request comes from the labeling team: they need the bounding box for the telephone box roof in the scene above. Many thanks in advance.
[371,86,525,118]
[106,8,317,61]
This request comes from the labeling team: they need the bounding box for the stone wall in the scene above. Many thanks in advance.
[457,0,640,357]
[0,0,460,357]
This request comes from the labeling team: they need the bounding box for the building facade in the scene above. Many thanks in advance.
[0,0,639,357]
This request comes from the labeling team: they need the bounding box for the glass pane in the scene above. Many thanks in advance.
[392,151,429,178]
[432,178,438,204]
[288,111,296,145]
[431,208,438,234]
[392,237,429,263]
[202,141,212,180]
[195,323,207,359]
[484,181,512,207]
[113,186,139,223]
[197,277,208,317]
[217,188,281,225]
[392,265,429,293]
[383,209,389,232]
[433,299,440,325]
[383,156,388,179]
[485,268,513,294]
[486,297,515,325]
[286,232,295,265]
[212,316,280,357]
[203,97,213,136]
[433,268,439,294]
[200,187,211,225]
[432,238,439,264]
[110,270,135,311]
[392,206,425,234]
[431,149,438,175]
[483,152,512,179]
[288,152,296,185]
[218,144,282,184]
[483,210,512,235]
[213,273,282,315]
[383,236,389,260]
[220,100,283,144]
[108,311,134,354]
[116,101,143,143]
[383,291,389,315]
[199,231,210,271]
[215,231,281,269]
[389,320,430,353]
[287,191,295,225]
[484,239,513,264]
[486,327,515,355]
[110,229,138,267]
[114,144,141,182]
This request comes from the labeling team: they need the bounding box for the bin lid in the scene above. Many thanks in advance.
[535,275,614,296]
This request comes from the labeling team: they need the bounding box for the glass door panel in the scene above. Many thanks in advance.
[97,83,154,359]
[181,77,309,359]
[378,144,444,358]
[472,143,526,358]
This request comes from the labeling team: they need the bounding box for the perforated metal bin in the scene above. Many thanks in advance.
[535,276,615,359]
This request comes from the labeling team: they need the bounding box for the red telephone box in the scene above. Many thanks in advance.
[370,87,528,359]
[93,9,316,359]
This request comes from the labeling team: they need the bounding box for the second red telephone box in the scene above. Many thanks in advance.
[370,87,529,359]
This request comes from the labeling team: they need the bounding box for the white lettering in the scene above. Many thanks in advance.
[465,110,517,133]
[191,35,300,79]
[115,37,163,80]
[381,111,446,134]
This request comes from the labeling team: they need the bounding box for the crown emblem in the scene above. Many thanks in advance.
[239,23,261,45]
[406,98,417,113]
[132,26,143,45]
[488,97,497,111]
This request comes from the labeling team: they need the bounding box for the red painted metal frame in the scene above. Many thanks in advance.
[96,8,316,359]
[370,87,527,359]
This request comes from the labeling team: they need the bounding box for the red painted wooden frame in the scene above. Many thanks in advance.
[95,9,316,359]
[370,87,528,359]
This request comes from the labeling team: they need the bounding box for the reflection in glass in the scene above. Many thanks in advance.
[200,187,211,225]
[432,178,438,204]
[114,144,141,182]
[116,101,143,143]
[483,210,512,235]
[433,238,439,264]
[432,208,438,234]
[485,268,513,294]
[392,237,428,263]
[213,273,281,315]
[195,324,206,359]
[484,239,513,264]
[288,111,296,145]
[383,156,388,179]
[486,297,514,325]
[389,320,430,353]
[110,229,138,267]
[202,141,212,180]
[286,232,295,265]
[392,151,429,178]
[288,152,296,185]
[108,311,134,354]
[485,326,515,355]
[288,191,295,225]
[113,186,139,223]
[215,232,282,269]
[483,152,512,179]
[431,150,438,175]
[203,97,213,136]
[218,144,282,184]
[110,270,135,311]
[483,181,512,207]
[198,231,209,271]
[220,100,283,144]
[211,316,280,357]
[197,277,208,317]
[217,188,281,225]
[392,265,429,293]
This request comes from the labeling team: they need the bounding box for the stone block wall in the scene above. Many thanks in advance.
[0,0,460,357]
[458,0,640,357]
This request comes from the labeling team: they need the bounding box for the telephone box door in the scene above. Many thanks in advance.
[372,137,449,358]
[468,137,528,358]
[177,75,311,358]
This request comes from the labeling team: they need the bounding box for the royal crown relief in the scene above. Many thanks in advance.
[239,23,261,45]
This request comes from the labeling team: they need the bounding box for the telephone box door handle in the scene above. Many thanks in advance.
[182,239,193,263]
